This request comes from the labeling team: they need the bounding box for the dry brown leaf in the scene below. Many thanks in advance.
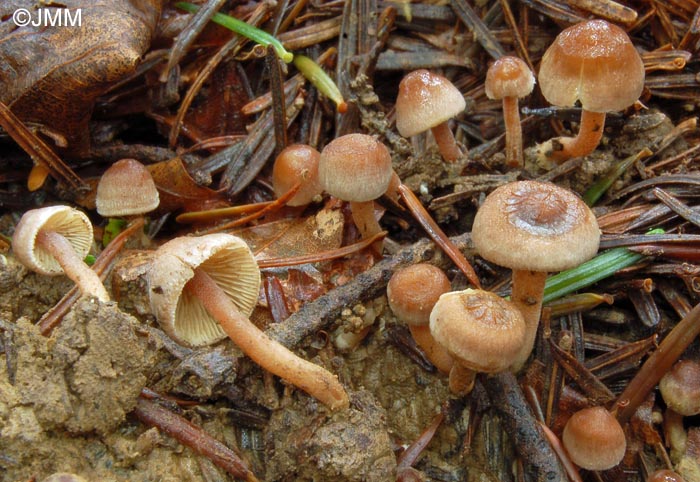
[0,0,162,154]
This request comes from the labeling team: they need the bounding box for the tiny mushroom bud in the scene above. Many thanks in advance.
[659,360,700,416]
[537,19,645,162]
[429,289,525,395]
[272,144,322,207]
[471,180,600,370]
[147,233,349,411]
[485,56,535,168]
[319,133,393,245]
[42,474,89,482]
[12,205,109,302]
[96,159,160,217]
[647,469,687,482]
[562,406,627,471]
[396,69,466,162]
[387,264,454,373]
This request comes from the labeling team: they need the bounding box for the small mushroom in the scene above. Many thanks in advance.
[647,469,686,482]
[536,19,645,162]
[147,233,349,411]
[471,180,600,370]
[659,360,700,416]
[272,144,322,207]
[12,205,109,301]
[429,289,525,395]
[396,69,467,162]
[387,264,454,373]
[562,406,626,471]
[96,159,160,217]
[485,56,535,168]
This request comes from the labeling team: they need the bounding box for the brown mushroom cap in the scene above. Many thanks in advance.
[659,360,700,416]
[429,289,525,373]
[96,159,160,217]
[485,56,535,100]
[12,205,93,275]
[538,19,645,113]
[472,180,600,272]
[318,133,393,202]
[272,144,322,206]
[147,234,260,347]
[647,470,687,482]
[395,69,467,137]
[562,406,626,470]
[387,263,451,326]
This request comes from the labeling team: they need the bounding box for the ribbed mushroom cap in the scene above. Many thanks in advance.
[96,159,160,217]
[485,56,535,100]
[387,264,451,326]
[659,360,700,416]
[539,19,645,113]
[429,289,525,373]
[396,70,467,137]
[272,144,322,206]
[472,181,600,272]
[562,406,626,470]
[147,234,260,347]
[12,205,93,276]
[318,134,393,202]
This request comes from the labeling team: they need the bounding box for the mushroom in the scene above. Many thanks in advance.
[395,69,467,162]
[12,205,109,302]
[647,469,686,482]
[484,56,535,168]
[471,180,600,370]
[96,159,160,218]
[659,360,700,416]
[387,263,454,373]
[537,19,645,162]
[272,144,322,207]
[147,233,349,411]
[562,406,626,471]
[429,289,525,395]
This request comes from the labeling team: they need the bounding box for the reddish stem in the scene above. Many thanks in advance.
[543,110,606,162]
[502,96,523,167]
[430,121,462,162]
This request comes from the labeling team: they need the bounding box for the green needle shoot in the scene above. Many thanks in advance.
[293,55,347,113]
[542,228,665,304]
[583,148,652,206]
[175,2,294,63]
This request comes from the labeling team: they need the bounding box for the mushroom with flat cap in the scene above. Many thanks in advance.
[485,56,535,168]
[387,263,454,373]
[272,144,322,207]
[562,405,627,471]
[536,19,645,162]
[147,233,349,411]
[471,180,600,370]
[429,289,525,395]
[12,205,109,302]
[396,69,467,162]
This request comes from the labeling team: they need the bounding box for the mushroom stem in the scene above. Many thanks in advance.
[510,269,548,371]
[184,268,349,411]
[542,110,606,162]
[502,96,524,167]
[430,121,462,162]
[349,201,384,254]
[35,230,110,302]
[448,363,476,396]
[408,325,454,374]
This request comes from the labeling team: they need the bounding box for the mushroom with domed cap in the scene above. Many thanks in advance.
[471,180,600,370]
[562,406,627,471]
[659,359,700,416]
[536,19,645,162]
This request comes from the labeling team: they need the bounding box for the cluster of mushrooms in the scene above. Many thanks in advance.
[10,17,689,479]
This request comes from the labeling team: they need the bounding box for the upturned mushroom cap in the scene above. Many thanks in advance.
[562,406,627,470]
[96,159,160,217]
[318,133,393,202]
[429,289,525,373]
[272,144,322,206]
[472,180,600,272]
[12,205,93,275]
[387,263,451,326]
[395,69,467,137]
[659,360,700,416]
[147,234,260,347]
[485,56,535,100]
[538,19,645,113]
